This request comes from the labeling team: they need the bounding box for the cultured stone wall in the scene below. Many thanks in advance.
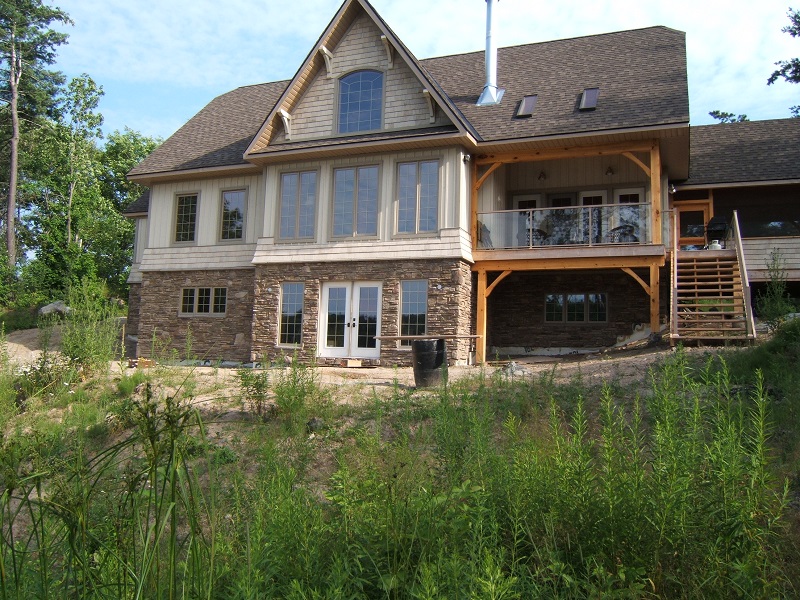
[126,283,141,358]
[252,259,474,366]
[137,270,254,362]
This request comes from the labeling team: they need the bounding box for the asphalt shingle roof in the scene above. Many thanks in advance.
[129,81,288,177]
[123,189,150,215]
[129,25,688,178]
[682,118,800,186]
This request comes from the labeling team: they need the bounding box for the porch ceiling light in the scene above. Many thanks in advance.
[605,166,615,176]
[538,171,546,181]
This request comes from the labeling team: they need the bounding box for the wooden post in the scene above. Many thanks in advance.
[650,263,661,336]
[650,142,662,245]
[476,270,487,364]
[471,157,478,250]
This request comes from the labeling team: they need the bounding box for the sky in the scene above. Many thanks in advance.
[51,0,799,141]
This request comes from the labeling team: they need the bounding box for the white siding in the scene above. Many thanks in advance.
[289,12,449,141]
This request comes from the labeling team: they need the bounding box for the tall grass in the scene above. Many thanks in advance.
[0,348,796,598]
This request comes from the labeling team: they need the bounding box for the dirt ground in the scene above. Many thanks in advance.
[4,326,694,394]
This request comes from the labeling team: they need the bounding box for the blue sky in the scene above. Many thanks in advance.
[52,0,799,141]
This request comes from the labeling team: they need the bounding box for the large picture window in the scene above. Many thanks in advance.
[400,280,427,345]
[397,161,439,234]
[333,166,378,237]
[280,283,304,345]
[175,194,198,243]
[280,171,317,240]
[338,70,383,133]
[220,189,245,241]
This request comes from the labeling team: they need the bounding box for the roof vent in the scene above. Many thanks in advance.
[477,0,505,106]
[579,87,600,111]
[516,95,537,118]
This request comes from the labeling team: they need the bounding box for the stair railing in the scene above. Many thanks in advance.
[730,210,757,339]
[670,210,679,341]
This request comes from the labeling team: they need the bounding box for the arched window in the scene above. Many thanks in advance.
[338,70,383,133]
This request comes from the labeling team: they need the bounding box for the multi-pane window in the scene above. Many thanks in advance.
[175,194,198,243]
[280,172,317,240]
[338,70,383,133]
[397,161,439,234]
[333,166,378,237]
[181,287,227,315]
[280,283,304,345]
[220,189,245,240]
[545,293,607,323]
[400,280,427,346]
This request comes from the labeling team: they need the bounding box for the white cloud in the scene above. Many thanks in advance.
[53,0,800,137]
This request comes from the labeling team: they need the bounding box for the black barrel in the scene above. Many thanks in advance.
[411,339,446,388]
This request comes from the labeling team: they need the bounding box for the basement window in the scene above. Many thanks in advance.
[579,87,600,111]
[545,293,607,322]
[181,287,227,316]
[515,95,538,118]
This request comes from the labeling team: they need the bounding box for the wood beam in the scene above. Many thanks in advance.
[650,142,663,245]
[621,267,651,295]
[622,151,650,177]
[486,270,512,298]
[650,264,661,336]
[476,162,502,190]
[474,140,654,166]
[473,255,665,273]
[476,270,488,364]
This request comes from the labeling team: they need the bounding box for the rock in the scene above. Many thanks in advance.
[306,417,325,433]
[38,300,71,316]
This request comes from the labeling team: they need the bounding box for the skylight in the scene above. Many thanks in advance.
[579,87,600,111]
[516,95,538,118]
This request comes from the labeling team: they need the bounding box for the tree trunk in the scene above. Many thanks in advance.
[7,38,21,270]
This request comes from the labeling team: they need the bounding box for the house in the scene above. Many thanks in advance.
[126,0,783,366]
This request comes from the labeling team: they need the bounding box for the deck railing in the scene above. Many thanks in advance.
[476,204,651,250]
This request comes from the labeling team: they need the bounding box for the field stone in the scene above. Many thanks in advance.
[38,300,71,316]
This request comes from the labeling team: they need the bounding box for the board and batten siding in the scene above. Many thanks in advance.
[127,217,150,283]
[284,12,449,143]
[742,237,800,282]
[256,147,472,263]
[142,174,264,271]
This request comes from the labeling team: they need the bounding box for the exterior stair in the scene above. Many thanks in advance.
[672,250,753,342]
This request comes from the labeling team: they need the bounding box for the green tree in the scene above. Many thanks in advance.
[768,7,800,116]
[708,110,749,123]
[0,0,71,269]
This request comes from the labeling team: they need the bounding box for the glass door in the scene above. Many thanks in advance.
[320,282,381,359]
[674,200,712,249]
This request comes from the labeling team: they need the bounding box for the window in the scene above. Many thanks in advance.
[280,171,317,240]
[397,160,439,234]
[175,194,198,243]
[220,189,245,241]
[613,187,646,242]
[181,287,227,315]
[579,87,600,110]
[516,94,538,118]
[333,166,378,237]
[579,190,607,244]
[280,283,304,345]
[400,280,427,346]
[545,293,607,323]
[338,70,383,133]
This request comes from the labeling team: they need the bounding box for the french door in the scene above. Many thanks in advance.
[319,282,381,359]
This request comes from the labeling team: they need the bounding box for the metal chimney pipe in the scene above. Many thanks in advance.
[477,0,504,106]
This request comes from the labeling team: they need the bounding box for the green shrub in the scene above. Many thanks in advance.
[756,250,796,332]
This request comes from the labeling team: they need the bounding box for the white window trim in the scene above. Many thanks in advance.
[395,159,441,236]
[278,282,304,347]
[173,192,200,246]
[179,287,227,317]
[277,170,319,242]
[331,164,381,239]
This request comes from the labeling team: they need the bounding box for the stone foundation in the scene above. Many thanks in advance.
[137,269,254,362]
[126,283,141,358]
[252,259,474,366]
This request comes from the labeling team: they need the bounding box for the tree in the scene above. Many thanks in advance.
[709,110,749,123]
[0,0,71,269]
[768,7,800,117]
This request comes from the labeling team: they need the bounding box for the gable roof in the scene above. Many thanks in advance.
[128,3,689,181]
[245,0,474,158]
[681,118,800,187]
[123,189,150,215]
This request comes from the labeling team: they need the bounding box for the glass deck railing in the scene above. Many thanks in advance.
[476,204,651,250]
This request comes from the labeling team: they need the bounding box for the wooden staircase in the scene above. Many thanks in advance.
[670,211,756,343]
